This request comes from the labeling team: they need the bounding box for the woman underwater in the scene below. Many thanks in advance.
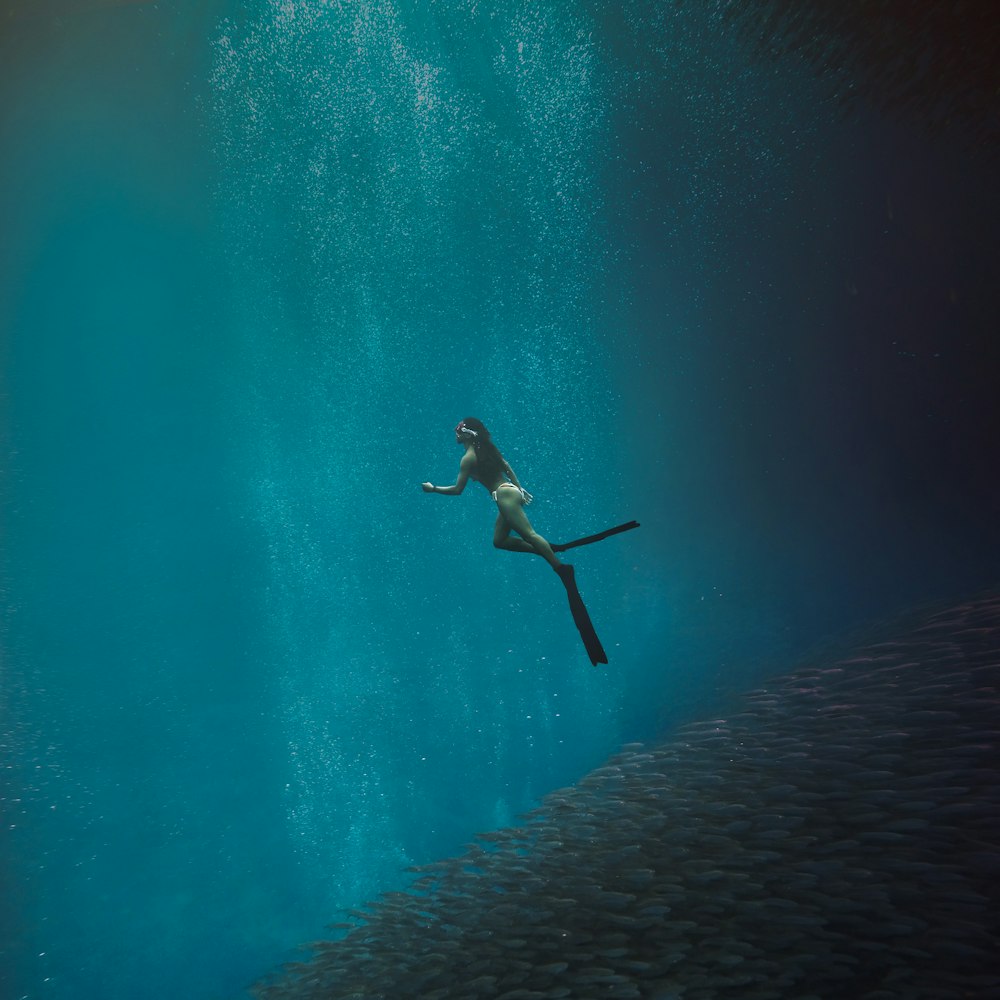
[422,418,618,665]
[421,418,566,572]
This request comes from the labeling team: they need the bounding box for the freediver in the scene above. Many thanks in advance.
[422,418,637,665]
[422,418,565,571]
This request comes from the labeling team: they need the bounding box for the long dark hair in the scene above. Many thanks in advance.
[459,417,506,483]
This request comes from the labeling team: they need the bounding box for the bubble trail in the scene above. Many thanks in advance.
[253,592,1000,999]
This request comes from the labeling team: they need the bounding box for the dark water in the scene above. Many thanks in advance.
[1,2,997,998]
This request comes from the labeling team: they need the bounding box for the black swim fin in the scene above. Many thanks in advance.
[552,520,640,553]
[557,565,608,666]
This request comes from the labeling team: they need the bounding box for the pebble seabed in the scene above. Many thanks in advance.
[254,593,1000,999]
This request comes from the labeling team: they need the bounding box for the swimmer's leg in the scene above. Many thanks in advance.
[492,497,562,571]
[493,512,537,555]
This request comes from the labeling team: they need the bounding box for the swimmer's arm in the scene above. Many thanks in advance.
[503,460,533,503]
[422,453,474,495]
[503,461,523,489]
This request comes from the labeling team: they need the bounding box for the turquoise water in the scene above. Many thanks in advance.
[2,2,997,998]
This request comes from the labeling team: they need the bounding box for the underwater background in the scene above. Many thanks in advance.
[1,1,997,998]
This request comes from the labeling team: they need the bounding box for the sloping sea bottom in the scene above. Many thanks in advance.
[255,594,1000,1000]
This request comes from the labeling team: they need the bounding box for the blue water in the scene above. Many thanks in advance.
[2,2,997,998]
